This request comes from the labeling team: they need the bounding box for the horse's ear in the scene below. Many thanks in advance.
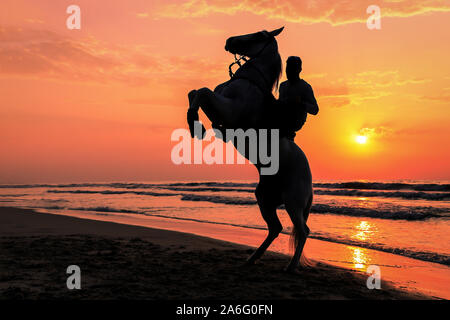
[270,27,284,37]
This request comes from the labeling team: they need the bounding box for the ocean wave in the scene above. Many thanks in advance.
[44,182,450,202]
[314,189,450,201]
[180,194,257,205]
[47,189,176,197]
[310,203,447,220]
[45,189,448,220]
[3,180,449,192]
[163,181,450,192]
[164,182,257,188]
[158,186,450,201]
[158,186,255,193]
[0,182,256,189]
[72,206,139,214]
[0,183,106,189]
[314,181,450,192]
[307,234,450,266]
[179,194,447,220]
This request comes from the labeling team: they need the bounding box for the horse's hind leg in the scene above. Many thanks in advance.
[187,87,235,138]
[246,185,282,265]
[284,195,312,273]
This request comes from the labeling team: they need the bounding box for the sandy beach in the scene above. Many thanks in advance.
[0,207,429,300]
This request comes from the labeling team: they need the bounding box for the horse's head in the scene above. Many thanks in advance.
[225,27,284,58]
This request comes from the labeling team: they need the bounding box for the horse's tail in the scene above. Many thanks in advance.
[289,193,313,251]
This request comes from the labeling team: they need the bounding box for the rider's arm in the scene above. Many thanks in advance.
[302,84,319,115]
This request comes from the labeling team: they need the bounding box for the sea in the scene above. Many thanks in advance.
[1,180,449,267]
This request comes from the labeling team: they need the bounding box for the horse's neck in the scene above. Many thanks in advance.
[236,52,279,93]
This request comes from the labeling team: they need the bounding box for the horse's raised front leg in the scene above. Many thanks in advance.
[187,90,205,139]
[187,87,235,139]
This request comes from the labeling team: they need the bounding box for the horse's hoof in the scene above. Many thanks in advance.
[284,266,301,275]
[243,258,257,267]
[193,122,206,140]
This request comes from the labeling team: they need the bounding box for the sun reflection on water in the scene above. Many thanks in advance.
[349,221,377,269]
[352,247,368,269]
[352,220,374,241]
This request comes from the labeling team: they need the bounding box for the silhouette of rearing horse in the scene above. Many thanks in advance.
[187,27,313,272]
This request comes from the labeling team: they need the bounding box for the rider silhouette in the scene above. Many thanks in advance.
[278,56,319,140]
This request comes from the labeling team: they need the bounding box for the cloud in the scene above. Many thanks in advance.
[136,12,150,18]
[155,0,450,25]
[314,69,432,108]
[0,26,122,81]
[315,85,348,97]
[421,94,450,103]
[0,26,224,86]
[314,78,393,108]
[315,85,350,107]
[359,126,395,138]
[0,26,60,43]
[348,70,431,88]
[318,95,351,108]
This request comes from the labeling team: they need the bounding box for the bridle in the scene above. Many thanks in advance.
[228,54,248,78]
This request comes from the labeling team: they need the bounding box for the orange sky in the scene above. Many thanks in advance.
[1,0,449,183]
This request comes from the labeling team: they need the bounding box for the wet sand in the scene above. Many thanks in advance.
[0,207,429,300]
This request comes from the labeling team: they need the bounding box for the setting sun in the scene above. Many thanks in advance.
[355,135,368,144]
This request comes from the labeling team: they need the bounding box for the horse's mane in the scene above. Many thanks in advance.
[267,42,282,93]
[271,52,282,93]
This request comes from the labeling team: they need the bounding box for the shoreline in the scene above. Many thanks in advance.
[0,206,432,300]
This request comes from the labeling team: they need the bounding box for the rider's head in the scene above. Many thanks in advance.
[286,56,302,81]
